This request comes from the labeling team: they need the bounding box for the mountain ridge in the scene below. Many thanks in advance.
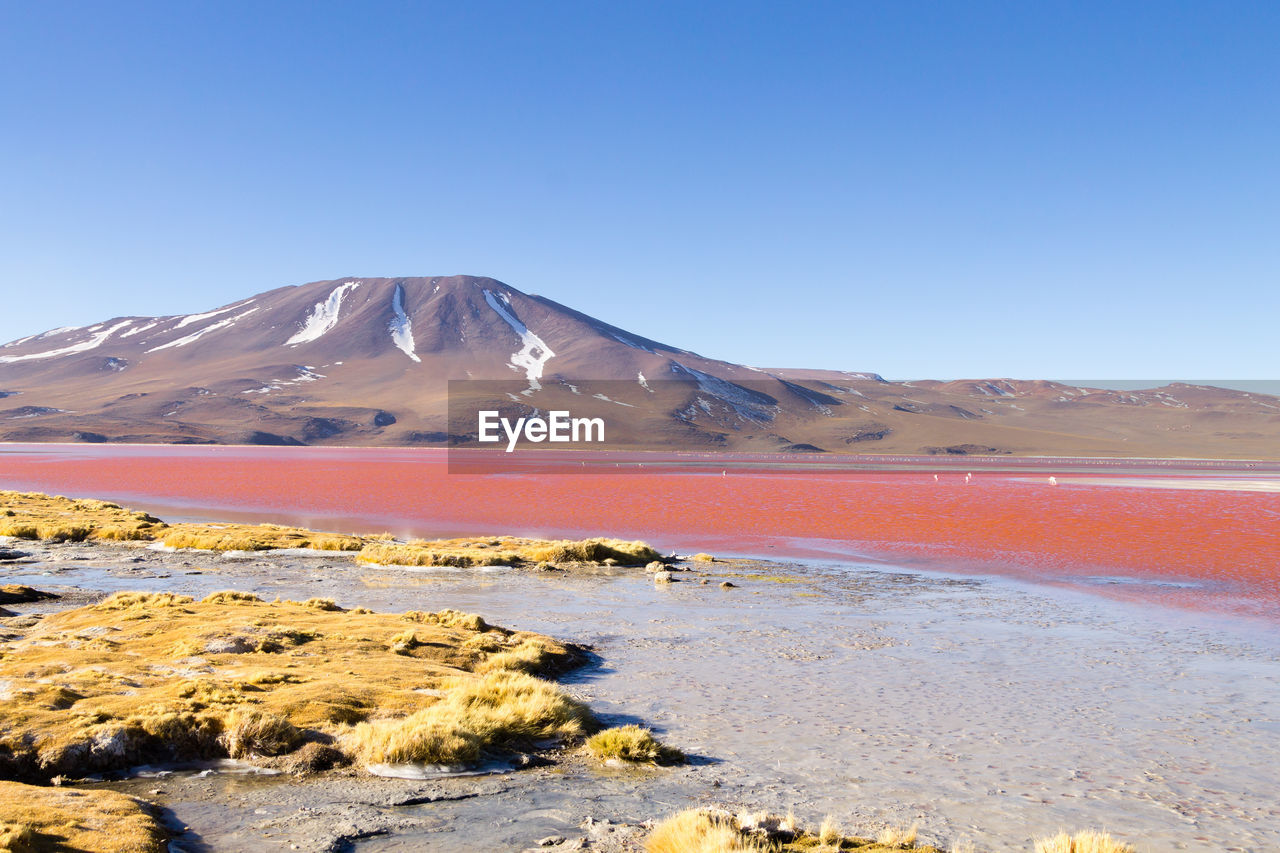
[1,275,1278,458]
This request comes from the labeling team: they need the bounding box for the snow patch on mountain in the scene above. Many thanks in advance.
[174,304,242,330]
[388,284,420,363]
[483,289,555,395]
[0,321,132,363]
[670,361,777,423]
[120,321,159,339]
[638,371,651,391]
[147,308,259,352]
[287,281,360,346]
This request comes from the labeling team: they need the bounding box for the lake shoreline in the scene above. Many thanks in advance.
[3,510,1279,851]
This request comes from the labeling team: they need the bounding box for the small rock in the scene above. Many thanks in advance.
[653,571,675,583]
[601,558,619,567]
[720,581,736,588]
[699,579,709,585]
[512,753,552,769]
[538,836,565,847]
[644,561,665,572]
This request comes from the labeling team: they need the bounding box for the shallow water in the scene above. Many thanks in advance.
[2,444,1279,622]
[7,543,1277,852]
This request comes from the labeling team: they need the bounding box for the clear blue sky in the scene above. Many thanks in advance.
[1,1,1276,381]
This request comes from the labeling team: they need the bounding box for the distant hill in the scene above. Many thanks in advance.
[1,275,1277,458]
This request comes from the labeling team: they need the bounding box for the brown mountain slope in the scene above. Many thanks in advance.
[0,276,1277,458]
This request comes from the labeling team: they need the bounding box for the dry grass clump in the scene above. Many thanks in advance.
[0,491,371,553]
[690,553,716,562]
[522,537,660,565]
[0,594,584,781]
[877,823,919,848]
[201,591,263,605]
[585,725,684,765]
[346,670,592,766]
[220,707,303,758]
[357,535,660,568]
[1034,831,1134,853]
[356,540,519,568]
[3,493,663,577]
[646,810,767,853]
[346,714,482,766]
[0,491,164,544]
[475,637,554,674]
[403,608,489,631]
[160,522,363,552]
[646,809,943,853]
[93,591,194,611]
[0,780,166,852]
[0,586,56,606]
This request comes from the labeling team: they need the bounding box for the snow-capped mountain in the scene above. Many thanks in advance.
[0,275,1277,457]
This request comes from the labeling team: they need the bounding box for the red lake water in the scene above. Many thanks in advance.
[2,444,1278,624]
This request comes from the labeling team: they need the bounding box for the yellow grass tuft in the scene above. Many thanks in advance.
[646,809,767,853]
[0,780,166,853]
[344,714,483,766]
[220,707,303,758]
[201,591,263,605]
[160,523,363,552]
[0,523,39,540]
[2,494,663,576]
[357,535,660,568]
[0,586,55,605]
[36,523,93,543]
[690,553,716,562]
[475,638,552,674]
[94,525,156,542]
[1034,831,1135,853]
[0,491,164,544]
[93,591,194,611]
[878,824,919,848]
[356,541,518,568]
[0,593,584,780]
[346,670,592,766]
[648,809,943,853]
[818,816,841,846]
[585,725,684,765]
[522,537,660,565]
[387,630,423,655]
[404,609,489,631]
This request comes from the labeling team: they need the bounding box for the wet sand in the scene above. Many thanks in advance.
[3,539,1277,852]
